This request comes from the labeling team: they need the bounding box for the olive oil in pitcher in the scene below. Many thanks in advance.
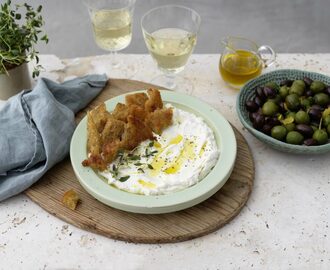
[219,50,262,87]
[219,37,276,89]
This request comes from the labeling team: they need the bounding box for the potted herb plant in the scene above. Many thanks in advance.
[0,0,48,100]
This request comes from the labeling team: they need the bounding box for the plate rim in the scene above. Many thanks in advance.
[70,90,237,213]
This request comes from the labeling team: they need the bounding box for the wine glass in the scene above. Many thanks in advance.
[84,0,136,78]
[141,5,201,94]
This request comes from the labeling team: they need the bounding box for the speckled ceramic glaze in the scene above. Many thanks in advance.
[71,90,237,214]
[237,69,330,154]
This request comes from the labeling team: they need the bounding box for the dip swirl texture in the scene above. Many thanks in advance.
[100,104,219,195]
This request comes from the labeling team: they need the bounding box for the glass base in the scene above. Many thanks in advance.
[90,55,137,79]
[150,74,194,95]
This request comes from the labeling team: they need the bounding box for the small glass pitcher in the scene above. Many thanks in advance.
[219,36,276,89]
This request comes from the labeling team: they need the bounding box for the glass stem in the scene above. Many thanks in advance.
[110,51,120,68]
[164,73,176,90]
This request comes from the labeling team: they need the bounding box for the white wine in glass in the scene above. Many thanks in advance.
[85,0,136,77]
[141,5,201,93]
[91,9,132,52]
[144,28,197,73]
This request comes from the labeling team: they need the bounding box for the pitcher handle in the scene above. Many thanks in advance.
[258,45,276,68]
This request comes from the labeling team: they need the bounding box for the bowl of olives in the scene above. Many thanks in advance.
[237,69,330,154]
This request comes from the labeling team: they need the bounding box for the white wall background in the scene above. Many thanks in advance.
[11,0,330,58]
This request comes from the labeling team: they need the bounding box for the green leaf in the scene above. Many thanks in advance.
[0,0,48,77]
[118,176,130,182]
[134,162,143,166]
[147,164,154,170]
[129,155,140,160]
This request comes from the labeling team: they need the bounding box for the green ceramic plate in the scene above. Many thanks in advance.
[237,69,330,154]
[70,90,237,214]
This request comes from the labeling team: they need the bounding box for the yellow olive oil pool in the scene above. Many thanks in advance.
[219,50,263,87]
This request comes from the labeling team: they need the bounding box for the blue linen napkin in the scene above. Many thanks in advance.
[0,74,107,201]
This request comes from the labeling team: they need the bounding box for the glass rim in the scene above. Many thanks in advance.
[84,0,136,12]
[222,36,259,51]
[141,4,201,35]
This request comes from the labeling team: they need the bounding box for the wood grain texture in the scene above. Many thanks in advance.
[25,79,254,244]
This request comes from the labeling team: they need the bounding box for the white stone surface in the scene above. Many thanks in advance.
[1,54,330,270]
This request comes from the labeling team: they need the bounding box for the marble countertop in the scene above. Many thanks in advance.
[1,54,330,270]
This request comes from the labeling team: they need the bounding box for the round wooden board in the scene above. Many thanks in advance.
[25,79,254,244]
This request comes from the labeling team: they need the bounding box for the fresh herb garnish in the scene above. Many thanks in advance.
[109,141,158,180]
[134,162,143,166]
[144,148,158,158]
[128,155,140,161]
[0,0,49,77]
[118,176,130,182]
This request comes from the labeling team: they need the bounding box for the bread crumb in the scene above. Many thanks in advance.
[62,189,80,210]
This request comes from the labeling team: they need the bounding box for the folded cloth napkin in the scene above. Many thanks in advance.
[0,74,107,201]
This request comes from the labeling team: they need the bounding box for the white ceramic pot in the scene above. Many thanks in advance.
[0,63,31,100]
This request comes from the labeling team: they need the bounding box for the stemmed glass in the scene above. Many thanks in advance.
[141,5,201,94]
[84,0,136,77]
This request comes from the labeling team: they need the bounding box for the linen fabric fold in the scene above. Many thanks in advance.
[0,74,107,201]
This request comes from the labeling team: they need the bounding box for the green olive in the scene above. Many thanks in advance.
[284,123,296,132]
[310,81,326,94]
[262,101,279,116]
[286,111,296,118]
[290,80,305,96]
[268,95,282,105]
[271,125,287,141]
[314,93,330,106]
[313,129,328,145]
[307,96,314,105]
[286,131,304,145]
[300,98,311,109]
[285,94,300,111]
[265,81,280,91]
[323,115,330,127]
[294,110,310,124]
[292,80,306,89]
[279,86,289,99]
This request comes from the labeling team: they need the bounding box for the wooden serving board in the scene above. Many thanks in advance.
[25,79,254,244]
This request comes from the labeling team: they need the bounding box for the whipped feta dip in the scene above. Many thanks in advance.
[99,104,219,195]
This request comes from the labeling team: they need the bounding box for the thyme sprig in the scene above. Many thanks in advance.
[108,141,158,182]
[0,0,48,78]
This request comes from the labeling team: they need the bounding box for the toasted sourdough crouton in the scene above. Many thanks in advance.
[86,111,101,155]
[82,89,173,170]
[145,88,163,112]
[82,154,107,171]
[101,117,125,144]
[90,103,111,133]
[121,116,154,150]
[145,107,173,134]
[125,92,148,108]
[102,139,121,164]
[112,103,129,122]
[62,189,80,210]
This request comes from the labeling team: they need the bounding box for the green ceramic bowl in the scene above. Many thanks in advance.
[237,69,330,154]
[70,90,237,214]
